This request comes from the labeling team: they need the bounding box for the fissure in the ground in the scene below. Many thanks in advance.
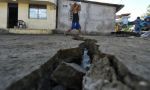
[7,37,150,90]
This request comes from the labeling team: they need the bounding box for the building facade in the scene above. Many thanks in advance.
[0,0,123,34]
[57,0,123,34]
[0,0,56,32]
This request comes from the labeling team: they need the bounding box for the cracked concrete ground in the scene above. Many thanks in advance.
[0,35,150,90]
[85,36,150,82]
[0,35,82,90]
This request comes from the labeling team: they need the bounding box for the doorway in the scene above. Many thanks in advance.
[7,3,18,28]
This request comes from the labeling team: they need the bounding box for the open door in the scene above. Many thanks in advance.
[7,3,18,28]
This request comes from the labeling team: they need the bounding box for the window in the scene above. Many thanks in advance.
[29,4,47,19]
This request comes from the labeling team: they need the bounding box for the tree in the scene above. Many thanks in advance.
[141,5,150,19]
[146,5,150,16]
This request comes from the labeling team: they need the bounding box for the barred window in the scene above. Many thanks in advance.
[29,4,47,19]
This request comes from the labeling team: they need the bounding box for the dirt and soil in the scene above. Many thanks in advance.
[0,34,149,90]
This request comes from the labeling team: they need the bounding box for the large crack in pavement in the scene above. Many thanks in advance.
[7,36,150,90]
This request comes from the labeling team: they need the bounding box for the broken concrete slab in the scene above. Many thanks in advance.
[51,62,86,90]
[81,36,150,90]
[83,56,128,90]
[83,54,150,90]
[0,35,83,90]
[54,48,83,64]
[6,46,84,90]
[84,35,150,82]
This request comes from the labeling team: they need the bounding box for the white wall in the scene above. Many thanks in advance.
[86,4,116,33]
[57,0,116,34]
[0,2,7,28]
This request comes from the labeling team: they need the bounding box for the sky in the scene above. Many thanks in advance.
[88,0,150,21]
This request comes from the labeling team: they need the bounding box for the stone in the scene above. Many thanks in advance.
[51,62,86,90]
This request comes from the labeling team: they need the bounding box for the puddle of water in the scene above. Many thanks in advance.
[81,48,91,71]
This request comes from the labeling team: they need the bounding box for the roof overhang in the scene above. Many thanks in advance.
[0,0,56,5]
[70,0,124,12]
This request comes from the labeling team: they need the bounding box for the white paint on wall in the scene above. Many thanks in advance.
[57,0,116,34]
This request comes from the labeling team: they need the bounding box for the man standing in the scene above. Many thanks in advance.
[65,1,81,35]
[134,17,142,34]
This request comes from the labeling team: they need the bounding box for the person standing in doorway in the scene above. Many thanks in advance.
[65,1,81,35]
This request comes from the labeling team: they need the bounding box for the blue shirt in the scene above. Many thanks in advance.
[134,19,142,27]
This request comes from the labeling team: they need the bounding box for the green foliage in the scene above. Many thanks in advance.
[141,5,150,18]
[146,5,150,16]
[122,25,133,32]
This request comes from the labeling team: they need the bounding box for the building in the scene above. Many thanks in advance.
[57,0,124,34]
[0,0,123,34]
[0,0,56,34]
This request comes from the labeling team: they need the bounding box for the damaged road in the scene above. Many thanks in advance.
[0,35,150,90]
